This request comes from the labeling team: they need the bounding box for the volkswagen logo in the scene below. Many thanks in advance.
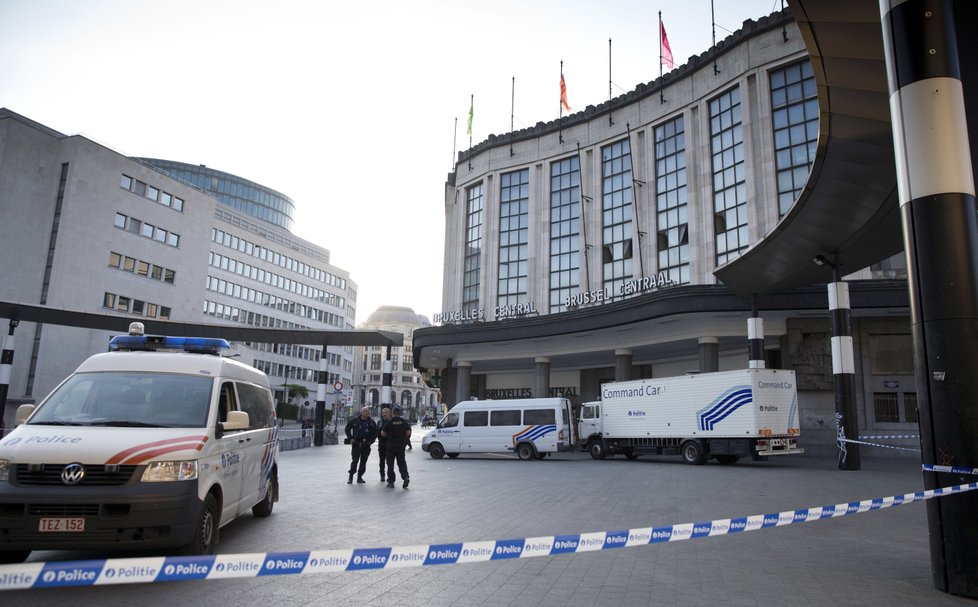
[61,463,85,485]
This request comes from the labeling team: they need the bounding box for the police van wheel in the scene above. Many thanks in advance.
[681,440,706,465]
[178,494,219,555]
[429,443,446,459]
[588,440,606,460]
[252,470,277,517]
[0,550,30,564]
[516,443,535,460]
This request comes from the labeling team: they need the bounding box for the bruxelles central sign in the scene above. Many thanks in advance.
[434,273,674,324]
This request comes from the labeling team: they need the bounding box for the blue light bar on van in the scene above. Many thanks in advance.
[109,335,231,354]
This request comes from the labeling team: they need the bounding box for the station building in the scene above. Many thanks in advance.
[412,11,916,456]
[0,109,358,420]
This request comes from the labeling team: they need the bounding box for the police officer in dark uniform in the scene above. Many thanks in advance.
[377,407,393,483]
[381,405,411,488]
[344,406,378,484]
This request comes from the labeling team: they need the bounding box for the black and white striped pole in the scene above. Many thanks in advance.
[0,320,18,432]
[313,345,327,446]
[748,297,764,370]
[881,0,978,597]
[827,263,860,471]
[382,346,393,412]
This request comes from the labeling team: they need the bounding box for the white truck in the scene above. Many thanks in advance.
[578,368,803,465]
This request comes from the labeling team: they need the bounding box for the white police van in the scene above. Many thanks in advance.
[421,398,576,460]
[0,323,279,563]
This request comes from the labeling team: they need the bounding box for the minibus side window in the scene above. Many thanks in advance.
[236,382,273,429]
[464,411,488,426]
[490,410,521,426]
[439,412,459,428]
[524,409,556,425]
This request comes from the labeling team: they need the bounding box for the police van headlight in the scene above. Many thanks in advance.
[0,459,9,482]
[141,460,198,482]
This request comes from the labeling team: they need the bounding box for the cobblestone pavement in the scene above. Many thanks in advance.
[4,441,976,606]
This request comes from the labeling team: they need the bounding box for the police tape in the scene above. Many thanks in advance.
[858,434,919,440]
[838,437,921,452]
[1,477,976,591]
[923,464,978,476]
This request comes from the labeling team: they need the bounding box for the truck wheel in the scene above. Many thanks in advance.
[177,493,219,555]
[516,443,535,460]
[623,448,639,460]
[251,470,277,517]
[0,551,30,564]
[681,440,706,465]
[429,443,445,459]
[715,454,739,465]
[588,439,606,460]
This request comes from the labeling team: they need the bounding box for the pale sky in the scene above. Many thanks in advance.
[0,0,782,324]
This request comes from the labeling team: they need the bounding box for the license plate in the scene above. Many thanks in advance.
[39,517,86,532]
[769,438,786,447]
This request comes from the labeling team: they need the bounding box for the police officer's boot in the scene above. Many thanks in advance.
[356,474,366,483]
[347,472,353,484]
[380,469,385,482]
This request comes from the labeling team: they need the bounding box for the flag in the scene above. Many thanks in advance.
[660,19,675,70]
[466,97,474,136]
[560,74,571,112]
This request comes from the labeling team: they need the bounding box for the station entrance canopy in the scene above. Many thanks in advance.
[0,300,403,348]
[714,0,977,295]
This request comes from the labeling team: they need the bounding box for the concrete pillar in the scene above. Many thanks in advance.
[614,349,632,382]
[534,357,551,398]
[0,320,17,426]
[881,0,978,597]
[697,337,719,373]
[748,317,765,369]
[455,361,472,403]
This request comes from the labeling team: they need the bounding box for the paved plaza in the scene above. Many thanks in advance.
[3,439,975,606]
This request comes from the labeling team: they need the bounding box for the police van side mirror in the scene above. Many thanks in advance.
[15,404,35,425]
[222,410,249,431]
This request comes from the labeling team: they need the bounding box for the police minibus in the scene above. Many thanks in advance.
[421,398,575,460]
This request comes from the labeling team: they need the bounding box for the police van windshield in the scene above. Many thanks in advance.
[29,372,213,428]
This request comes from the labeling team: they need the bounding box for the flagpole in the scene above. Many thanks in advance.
[452,117,457,171]
[468,94,473,170]
[510,76,515,157]
[559,61,564,144]
[659,11,665,104]
[608,38,615,126]
[710,0,717,63]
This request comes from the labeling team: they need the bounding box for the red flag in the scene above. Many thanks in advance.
[560,74,571,112]
[660,20,675,70]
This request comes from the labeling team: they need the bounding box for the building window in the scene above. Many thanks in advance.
[116,295,130,312]
[710,85,747,266]
[145,185,159,202]
[873,392,900,423]
[904,392,918,423]
[370,353,382,370]
[103,292,115,308]
[870,253,908,280]
[549,155,581,312]
[601,139,634,298]
[123,256,136,272]
[114,213,127,229]
[654,115,689,285]
[770,60,818,216]
[120,175,132,190]
[497,169,529,310]
[136,261,150,276]
[108,252,121,268]
[159,306,171,320]
[462,183,484,317]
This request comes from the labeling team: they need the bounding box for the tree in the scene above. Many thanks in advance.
[285,384,309,403]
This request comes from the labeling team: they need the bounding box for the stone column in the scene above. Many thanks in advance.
[697,337,719,373]
[614,349,632,381]
[534,357,551,398]
[455,361,472,403]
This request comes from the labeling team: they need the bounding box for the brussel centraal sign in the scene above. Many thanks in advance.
[435,273,674,324]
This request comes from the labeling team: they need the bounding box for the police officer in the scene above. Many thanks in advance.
[381,405,411,488]
[344,406,377,484]
[377,407,393,483]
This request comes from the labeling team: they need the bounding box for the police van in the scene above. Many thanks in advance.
[421,398,576,460]
[0,323,279,563]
